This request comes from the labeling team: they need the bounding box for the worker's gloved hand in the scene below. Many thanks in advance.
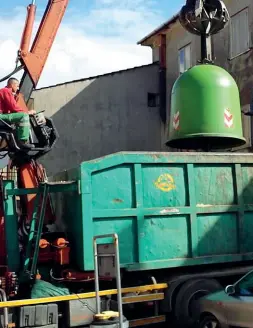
[28,109,36,115]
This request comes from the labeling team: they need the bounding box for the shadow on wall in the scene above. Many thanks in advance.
[33,64,162,176]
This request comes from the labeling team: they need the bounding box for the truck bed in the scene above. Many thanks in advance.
[51,152,253,272]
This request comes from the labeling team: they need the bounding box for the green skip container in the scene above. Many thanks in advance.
[166,64,246,150]
[52,151,253,272]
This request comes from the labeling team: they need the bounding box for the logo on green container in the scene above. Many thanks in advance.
[154,174,176,192]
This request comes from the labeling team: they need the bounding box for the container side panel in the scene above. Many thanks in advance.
[197,213,238,256]
[91,165,135,209]
[241,165,253,205]
[52,153,253,272]
[194,165,236,205]
[242,212,253,253]
[61,192,84,267]
[141,215,190,261]
[142,165,188,207]
[93,217,137,264]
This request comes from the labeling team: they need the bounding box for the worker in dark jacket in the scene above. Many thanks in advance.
[0,77,35,149]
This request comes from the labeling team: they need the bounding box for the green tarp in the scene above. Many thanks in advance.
[31,279,70,299]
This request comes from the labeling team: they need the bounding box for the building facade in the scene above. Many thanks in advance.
[139,0,253,151]
[32,64,161,175]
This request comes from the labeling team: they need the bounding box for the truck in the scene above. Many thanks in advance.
[0,1,252,328]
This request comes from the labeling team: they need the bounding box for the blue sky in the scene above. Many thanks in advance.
[0,0,184,87]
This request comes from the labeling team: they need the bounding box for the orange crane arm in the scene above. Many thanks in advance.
[16,0,69,109]
[12,0,69,223]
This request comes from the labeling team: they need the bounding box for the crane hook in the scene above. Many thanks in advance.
[179,0,230,36]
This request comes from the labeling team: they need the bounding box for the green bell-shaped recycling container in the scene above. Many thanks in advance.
[166,64,246,150]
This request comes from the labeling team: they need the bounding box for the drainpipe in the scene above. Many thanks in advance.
[159,34,167,124]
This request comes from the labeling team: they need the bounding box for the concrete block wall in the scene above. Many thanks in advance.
[32,63,161,175]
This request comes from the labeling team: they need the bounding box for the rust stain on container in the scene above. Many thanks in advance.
[113,198,123,203]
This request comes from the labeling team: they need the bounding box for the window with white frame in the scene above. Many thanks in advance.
[230,8,250,59]
[179,44,191,74]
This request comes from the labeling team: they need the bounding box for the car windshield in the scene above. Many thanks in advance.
[236,271,253,296]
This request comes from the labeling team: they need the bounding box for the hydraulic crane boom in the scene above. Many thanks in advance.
[0,0,69,164]
[0,0,69,243]
[17,0,69,107]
